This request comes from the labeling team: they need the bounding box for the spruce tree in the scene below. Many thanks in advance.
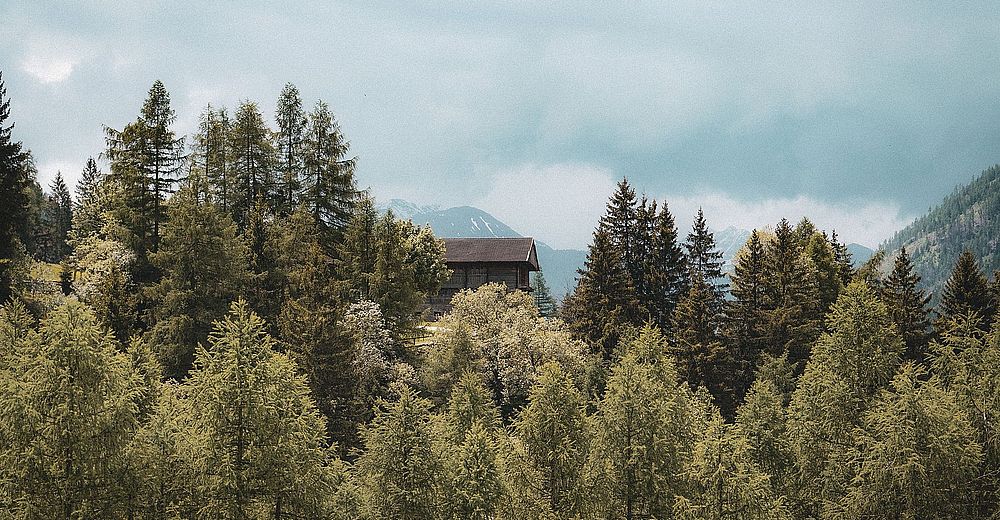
[672,273,734,416]
[685,208,727,301]
[644,201,688,332]
[71,157,106,241]
[0,72,31,303]
[726,230,768,400]
[275,83,307,215]
[939,250,995,332]
[191,105,232,211]
[882,247,932,360]
[763,219,821,365]
[47,171,73,261]
[829,230,854,286]
[563,225,639,359]
[146,176,249,379]
[530,271,558,318]
[600,177,641,289]
[139,80,185,252]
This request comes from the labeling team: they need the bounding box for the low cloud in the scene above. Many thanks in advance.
[477,163,912,250]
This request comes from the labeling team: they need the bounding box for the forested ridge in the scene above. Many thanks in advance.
[2,74,1000,519]
[882,164,1000,300]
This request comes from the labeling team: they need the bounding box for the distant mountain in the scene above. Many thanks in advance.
[881,164,1000,299]
[379,201,586,300]
[381,199,880,301]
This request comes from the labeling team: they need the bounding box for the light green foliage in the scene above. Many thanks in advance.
[0,301,144,519]
[736,378,793,497]
[838,364,982,519]
[586,328,702,519]
[786,282,904,516]
[355,385,445,520]
[180,300,339,519]
[67,226,139,343]
[513,362,588,517]
[427,283,591,418]
[675,417,791,520]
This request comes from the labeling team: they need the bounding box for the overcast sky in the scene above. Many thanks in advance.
[3,1,999,249]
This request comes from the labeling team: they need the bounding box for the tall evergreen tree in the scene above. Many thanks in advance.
[229,100,276,227]
[685,208,728,302]
[644,201,688,332]
[762,219,821,365]
[146,176,249,379]
[672,273,734,415]
[302,101,357,239]
[939,250,995,332]
[882,247,932,361]
[727,230,768,400]
[530,272,558,318]
[600,178,641,289]
[275,83,307,215]
[0,71,31,303]
[71,157,106,240]
[47,171,73,261]
[829,230,854,286]
[191,105,233,211]
[563,225,639,359]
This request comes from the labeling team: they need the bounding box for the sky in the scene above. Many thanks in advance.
[3,1,1000,249]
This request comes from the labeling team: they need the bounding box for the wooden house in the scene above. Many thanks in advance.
[428,237,540,317]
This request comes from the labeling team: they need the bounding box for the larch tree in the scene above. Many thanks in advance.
[183,301,342,519]
[513,362,589,517]
[274,83,307,215]
[0,301,145,518]
[191,105,233,212]
[302,100,357,240]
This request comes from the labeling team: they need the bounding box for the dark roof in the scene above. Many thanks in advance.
[443,237,539,270]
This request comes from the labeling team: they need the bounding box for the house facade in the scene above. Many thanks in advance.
[428,237,540,317]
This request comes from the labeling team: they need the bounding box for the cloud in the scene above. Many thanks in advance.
[476,163,618,250]
[21,55,76,84]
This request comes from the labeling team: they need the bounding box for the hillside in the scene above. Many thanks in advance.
[881,164,1000,298]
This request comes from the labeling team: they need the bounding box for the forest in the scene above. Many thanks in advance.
[2,74,1000,519]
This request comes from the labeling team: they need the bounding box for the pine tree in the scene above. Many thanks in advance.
[644,201,688,332]
[0,72,31,303]
[726,230,768,401]
[146,176,249,379]
[229,100,277,227]
[563,225,640,359]
[530,271,558,318]
[275,83,307,215]
[882,247,932,361]
[302,100,357,239]
[685,208,728,301]
[513,362,588,517]
[939,250,995,332]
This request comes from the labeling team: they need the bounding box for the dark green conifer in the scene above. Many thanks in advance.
[939,250,994,332]
[47,171,73,261]
[530,272,558,318]
[727,230,768,400]
[882,247,932,360]
[643,201,687,332]
[763,219,821,365]
[0,72,32,303]
[275,83,307,215]
[229,101,276,227]
[684,208,727,301]
[303,101,357,241]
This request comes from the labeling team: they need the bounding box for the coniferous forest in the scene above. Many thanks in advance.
[3,75,1000,519]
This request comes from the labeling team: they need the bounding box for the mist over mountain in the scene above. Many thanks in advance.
[380,199,877,301]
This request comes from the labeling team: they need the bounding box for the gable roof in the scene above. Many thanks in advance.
[443,237,540,270]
